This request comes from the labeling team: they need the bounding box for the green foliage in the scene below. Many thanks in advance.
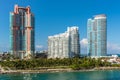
[70,64,80,70]
[70,58,111,70]
[111,64,120,67]
[0,58,112,70]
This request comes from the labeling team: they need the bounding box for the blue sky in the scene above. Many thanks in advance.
[0,0,120,54]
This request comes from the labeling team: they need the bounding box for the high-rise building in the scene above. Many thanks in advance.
[87,14,107,57]
[48,27,80,58]
[10,5,35,59]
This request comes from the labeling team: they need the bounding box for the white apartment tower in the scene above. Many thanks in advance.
[48,26,80,58]
[87,14,107,57]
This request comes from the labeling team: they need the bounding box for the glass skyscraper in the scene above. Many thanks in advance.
[87,14,107,57]
[48,27,80,58]
[10,5,35,59]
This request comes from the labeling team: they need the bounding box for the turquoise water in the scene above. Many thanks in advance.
[0,70,120,80]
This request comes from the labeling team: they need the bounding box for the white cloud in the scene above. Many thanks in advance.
[80,38,88,54]
[107,42,120,54]
[36,45,44,49]
[80,38,88,48]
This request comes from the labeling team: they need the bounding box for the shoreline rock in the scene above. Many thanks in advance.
[1,67,120,74]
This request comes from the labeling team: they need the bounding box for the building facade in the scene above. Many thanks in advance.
[48,27,80,58]
[87,14,107,57]
[10,5,35,59]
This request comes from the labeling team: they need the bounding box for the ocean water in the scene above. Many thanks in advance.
[0,70,120,80]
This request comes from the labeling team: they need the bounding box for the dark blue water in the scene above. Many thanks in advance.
[0,70,120,80]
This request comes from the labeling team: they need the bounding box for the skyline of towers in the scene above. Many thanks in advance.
[48,27,80,58]
[10,4,35,59]
[87,14,107,57]
[9,5,107,59]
